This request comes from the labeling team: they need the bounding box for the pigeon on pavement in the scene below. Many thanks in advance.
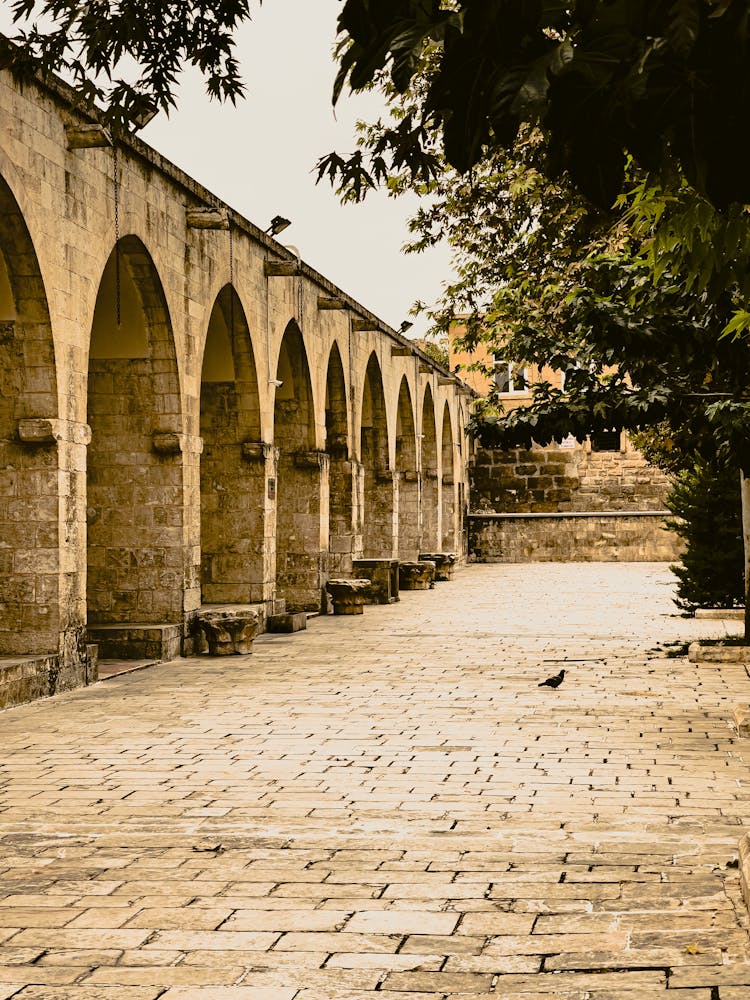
[538,669,565,688]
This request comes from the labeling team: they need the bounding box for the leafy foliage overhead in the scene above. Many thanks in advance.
[333,0,750,209]
[1,1,254,130]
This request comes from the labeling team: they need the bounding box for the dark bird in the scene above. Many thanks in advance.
[538,669,565,688]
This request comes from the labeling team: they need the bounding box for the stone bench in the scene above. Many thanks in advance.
[196,609,260,655]
[418,551,457,581]
[325,578,371,615]
[398,561,436,591]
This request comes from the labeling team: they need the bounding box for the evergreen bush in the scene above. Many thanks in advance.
[665,462,744,611]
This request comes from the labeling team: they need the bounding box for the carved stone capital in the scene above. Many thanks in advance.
[294,450,329,471]
[242,441,277,463]
[325,578,371,615]
[398,560,436,591]
[197,610,260,655]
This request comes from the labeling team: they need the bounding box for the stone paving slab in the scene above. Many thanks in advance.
[0,563,749,997]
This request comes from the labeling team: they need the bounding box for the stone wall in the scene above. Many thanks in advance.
[469,512,681,563]
[471,443,672,514]
[469,442,681,562]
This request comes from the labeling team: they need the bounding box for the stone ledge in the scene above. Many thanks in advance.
[469,510,671,520]
[695,608,745,621]
[688,642,750,664]
[0,654,88,710]
[87,623,183,662]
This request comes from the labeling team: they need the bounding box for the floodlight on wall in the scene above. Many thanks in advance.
[398,320,414,334]
[269,379,283,387]
[132,105,159,130]
[266,215,291,237]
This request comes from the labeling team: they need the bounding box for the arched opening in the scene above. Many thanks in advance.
[273,321,324,611]
[421,385,439,551]
[359,353,393,557]
[0,175,60,657]
[396,377,419,560]
[441,403,457,551]
[325,342,353,575]
[87,236,183,626]
[200,286,263,604]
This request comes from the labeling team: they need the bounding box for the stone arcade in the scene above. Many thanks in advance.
[0,67,471,705]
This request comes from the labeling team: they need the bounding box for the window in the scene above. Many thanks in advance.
[493,355,528,394]
[590,428,621,451]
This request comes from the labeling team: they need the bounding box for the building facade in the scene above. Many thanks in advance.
[0,68,472,703]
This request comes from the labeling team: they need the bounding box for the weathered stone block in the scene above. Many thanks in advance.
[352,558,400,604]
[733,705,750,737]
[399,560,436,590]
[17,418,61,445]
[418,552,457,581]
[267,612,307,633]
[325,578,370,615]
[688,642,750,664]
[197,609,259,655]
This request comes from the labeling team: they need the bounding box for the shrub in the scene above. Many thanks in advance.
[666,462,744,611]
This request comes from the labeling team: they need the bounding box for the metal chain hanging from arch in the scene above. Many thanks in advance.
[112,144,121,327]
[228,220,234,337]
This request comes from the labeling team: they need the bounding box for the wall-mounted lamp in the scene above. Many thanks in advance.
[269,379,283,388]
[266,216,291,237]
[398,320,414,334]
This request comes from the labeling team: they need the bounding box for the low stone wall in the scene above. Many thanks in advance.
[0,653,92,710]
[469,511,682,563]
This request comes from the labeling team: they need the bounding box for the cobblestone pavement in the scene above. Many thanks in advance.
[1,562,750,999]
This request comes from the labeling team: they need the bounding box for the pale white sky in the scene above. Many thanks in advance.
[0,1,453,337]
[129,1,453,338]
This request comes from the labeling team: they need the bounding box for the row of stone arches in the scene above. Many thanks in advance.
[0,176,464,660]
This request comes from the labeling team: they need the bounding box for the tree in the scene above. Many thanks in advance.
[330,1,750,211]
[1,1,253,130]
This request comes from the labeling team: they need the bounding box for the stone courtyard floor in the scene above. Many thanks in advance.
[2,563,750,998]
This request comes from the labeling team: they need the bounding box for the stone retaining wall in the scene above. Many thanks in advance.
[469,511,682,563]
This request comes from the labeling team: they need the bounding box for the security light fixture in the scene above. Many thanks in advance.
[267,215,291,237]
[269,379,283,387]
[398,320,414,334]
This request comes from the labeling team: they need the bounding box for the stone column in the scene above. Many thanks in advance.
[275,449,330,612]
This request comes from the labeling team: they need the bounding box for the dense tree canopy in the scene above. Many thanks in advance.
[332,0,750,210]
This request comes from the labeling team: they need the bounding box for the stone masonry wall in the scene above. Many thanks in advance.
[471,443,672,514]
[0,65,472,707]
[469,442,681,562]
[470,512,681,563]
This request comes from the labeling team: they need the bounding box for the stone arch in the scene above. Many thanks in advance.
[86,235,184,626]
[0,173,60,657]
[199,285,264,604]
[441,402,457,551]
[325,341,354,574]
[359,352,393,558]
[421,384,439,551]
[396,376,420,560]
[273,320,324,610]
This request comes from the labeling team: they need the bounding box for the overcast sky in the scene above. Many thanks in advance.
[124,0,452,339]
